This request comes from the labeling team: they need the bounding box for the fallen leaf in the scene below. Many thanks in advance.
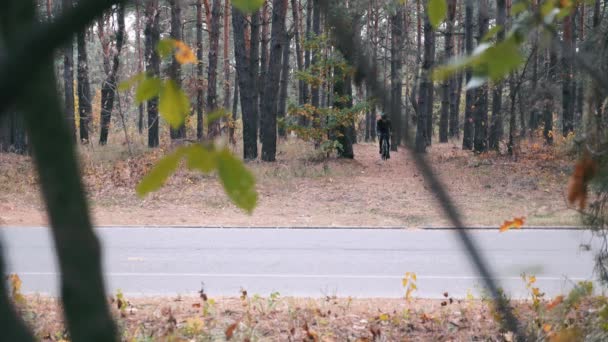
[499,217,525,232]
[225,322,239,340]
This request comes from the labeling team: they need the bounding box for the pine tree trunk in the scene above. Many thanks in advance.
[462,0,474,150]
[250,10,261,149]
[440,0,457,143]
[77,29,91,144]
[169,0,186,140]
[223,0,232,113]
[277,31,291,138]
[261,0,288,162]
[311,0,321,145]
[196,0,205,140]
[258,0,270,141]
[489,0,506,150]
[135,0,145,134]
[473,0,489,152]
[145,1,160,148]
[291,0,305,105]
[99,5,125,146]
[62,0,76,141]
[449,0,461,138]
[562,13,574,136]
[543,50,557,145]
[335,68,354,159]
[390,5,403,150]
[206,0,222,138]
[304,0,312,106]
[415,12,433,153]
[425,22,435,147]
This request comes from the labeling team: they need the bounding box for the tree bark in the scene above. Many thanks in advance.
[98,5,125,146]
[207,0,222,138]
[278,31,292,138]
[196,0,205,140]
[311,0,321,145]
[390,5,403,150]
[258,0,270,140]
[489,0,506,150]
[145,1,160,148]
[462,0,474,150]
[415,12,433,153]
[62,0,76,141]
[335,68,354,159]
[291,0,305,105]
[562,12,575,136]
[261,0,288,162]
[135,0,145,134]
[473,0,489,152]
[223,0,232,112]
[169,0,186,140]
[77,28,91,144]
[304,0,312,106]
[449,0,462,138]
[233,6,258,160]
[440,0,457,143]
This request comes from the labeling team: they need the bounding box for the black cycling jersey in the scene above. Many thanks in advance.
[376,118,392,136]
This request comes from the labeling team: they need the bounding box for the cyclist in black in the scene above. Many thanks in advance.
[376,113,392,159]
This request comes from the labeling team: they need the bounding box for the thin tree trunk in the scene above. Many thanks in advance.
[291,0,305,105]
[77,29,91,144]
[135,0,145,134]
[562,12,575,136]
[489,0,506,150]
[99,5,125,146]
[462,0,474,150]
[169,0,186,140]
[473,0,489,152]
[196,0,205,140]
[261,0,288,161]
[145,1,160,148]
[311,0,321,146]
[449,0,462,138]
[390,5,403,150]
[543,50,557,145]
[440,0,457,143]
[223,0,232,112]
[230,72,239,145]
[62,0,75,141]
[304,0,312,105]
[207,0,222,137]
[259,0,270,140]
[277,31,291,138]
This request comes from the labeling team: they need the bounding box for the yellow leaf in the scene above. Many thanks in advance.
[174,40,197,65]
[379,313,389,321]
[529,276,536,284]
[543,324,552,333]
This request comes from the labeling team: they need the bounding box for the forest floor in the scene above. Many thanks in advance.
[0,135,579,228]
[15,292,604,341]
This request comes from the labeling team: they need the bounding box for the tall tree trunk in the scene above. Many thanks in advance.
[250,9,261,152]
[233,6,258,159]
[489,0,506,150]
[277,31,291,138]
[145,1,160,148]
[196,0,205,140]
[292,0,305,105]
[335,67,354,159]
[473,0,489,152]
[261,0,288,162]
[259,0,270,140]
[544,50,557,145]
[449,0,462,138]
[415,11,433,153]
[169,0,186,140]
[230,72,239,144]
[99,5,125,146]
[425,19,435,146]
[440,0,457,143]
[62,0,75,141]
[529,0,539,132]
[311,0,321,145]
[462,0,474,150]
[207,0,222,137]
[135,0,145,134]
[223,0,232,112]
[390,5,403,150]
[562,12,575,136]
[77,29,91,144]
[370,1,378,142]
[304,0,312,106]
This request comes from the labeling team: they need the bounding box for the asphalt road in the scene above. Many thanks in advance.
[0,227,602,299]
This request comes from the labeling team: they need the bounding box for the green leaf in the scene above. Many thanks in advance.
[157,38,176,59]
[482,38,523,80]
[217,149,257,213]
[206,108,228,128]
[428,0,447,29]
[232,0,265,13]
[135,77,162,104]
[511,1,527,16]
[136,149,186,196]
[185,145,217,173]
[159,80,190,128]
[118,72,145,92]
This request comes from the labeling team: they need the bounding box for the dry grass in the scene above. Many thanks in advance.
[0,135,580,228]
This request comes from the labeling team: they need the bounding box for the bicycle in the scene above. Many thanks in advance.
[380,135,390,161]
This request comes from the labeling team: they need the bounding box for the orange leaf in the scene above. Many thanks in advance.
[546,295,564,310]
[225,322,238,340]
[567,155,598,210]
[543,324,552,333]
[174,40,197,65]
[499,217,525,232]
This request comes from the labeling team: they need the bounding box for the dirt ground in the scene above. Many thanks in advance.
[0,138,579,228]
